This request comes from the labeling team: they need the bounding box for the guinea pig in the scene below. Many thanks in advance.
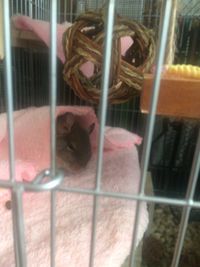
[56,112,95,172]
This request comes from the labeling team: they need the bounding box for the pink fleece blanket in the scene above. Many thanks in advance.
[0,106,148,266]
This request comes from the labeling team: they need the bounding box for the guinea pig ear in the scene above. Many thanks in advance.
[63,112,75,133]
[88,122,95,135]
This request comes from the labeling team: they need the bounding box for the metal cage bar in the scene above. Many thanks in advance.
[129,0,173,266]
[11,185,27,267]
[3,1,26,266]
[49,1,58,267]
[0,177,200,207]
[89,1,116,266]
[3,0,15,183]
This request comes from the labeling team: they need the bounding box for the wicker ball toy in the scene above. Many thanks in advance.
[62,9,156,104]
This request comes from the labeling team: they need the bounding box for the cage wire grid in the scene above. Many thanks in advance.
[1,0,200,267]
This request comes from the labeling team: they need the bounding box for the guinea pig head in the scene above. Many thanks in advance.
[56,112,95,171]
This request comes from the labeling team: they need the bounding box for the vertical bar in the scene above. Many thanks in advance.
[50,0,57,178]
[37,0,41,19]
[89,1,116,267]
[70,0,73,22]
[25,0,27,15]
[36,0,38,19]
[3,1,26,267]
[57,0,60,23]
[29,52,34,106]
[49,1,57,267]
[3,0,15,182]
[95,0,98,9]
[95,0,116,192]
[48,0,50,20]
[41,0,43,19]
[20,0,22,13]
[138,0,144,22]
[11,0,14,15]
[64,0,67,21]
[170,129,200,267]
[12,185,27,267]
[42,0,44,19]
[13,49,18,111]
[44,0,46,21]
[16,0,19,13]
[76,0,86,16]
[39,0,41,19]
[147,0,153,28]
[21,50,26,107]
[45,0,47,21]
[25,49,30,107]
[29,0,33,18]
[128,1,173,266]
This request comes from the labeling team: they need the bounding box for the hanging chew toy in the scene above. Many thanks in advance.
[62,8,156,104]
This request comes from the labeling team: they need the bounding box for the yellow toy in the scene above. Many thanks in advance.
[164,64,200,79]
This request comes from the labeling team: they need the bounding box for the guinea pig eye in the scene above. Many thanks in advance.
[66,143,76,152]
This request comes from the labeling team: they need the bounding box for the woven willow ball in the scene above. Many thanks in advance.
[62,9,156,104]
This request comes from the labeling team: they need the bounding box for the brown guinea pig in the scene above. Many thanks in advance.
[56,112,95,172]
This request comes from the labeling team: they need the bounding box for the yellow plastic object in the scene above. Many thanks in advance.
[164,64,200,79]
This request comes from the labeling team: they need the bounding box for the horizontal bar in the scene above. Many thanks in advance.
[0,179,200,208]
[56,186,200,208]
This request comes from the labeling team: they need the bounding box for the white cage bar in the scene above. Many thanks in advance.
[129,0,173,266]
[89,1,116,266]
[3,2,25,267]
[49,1,57,267]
